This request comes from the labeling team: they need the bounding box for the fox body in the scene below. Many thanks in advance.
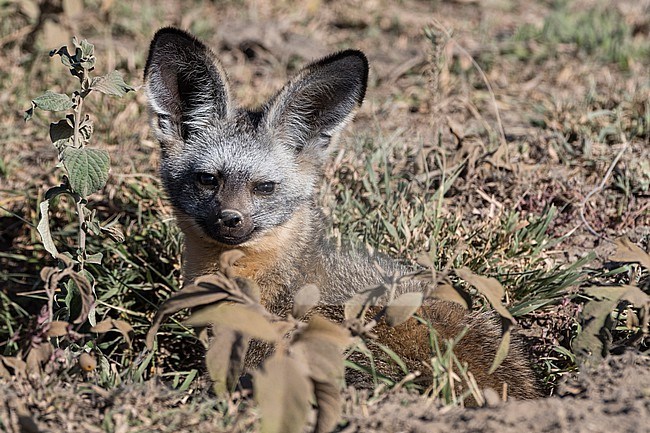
[144,28,540,399]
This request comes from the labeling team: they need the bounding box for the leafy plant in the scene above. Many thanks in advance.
[17,36,134,373]
[146,250,351,433]
[145,246,529,431]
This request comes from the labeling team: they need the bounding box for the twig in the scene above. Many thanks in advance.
[95,299,148,317]
[579,133,629,243]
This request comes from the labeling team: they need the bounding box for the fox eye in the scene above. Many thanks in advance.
[196,172,219,187]
[254,181,276,195]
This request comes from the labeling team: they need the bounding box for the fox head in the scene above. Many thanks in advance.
[144,28,368,247]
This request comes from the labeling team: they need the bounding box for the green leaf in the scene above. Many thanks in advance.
[71,37,96,70]
[85,219,101,236]
[86,252,103,265]
[90,71,135,97]
[373,342,408,374]
[32,91,74,112]
[37,200,59,257]
[78,39,95,59]
[62,147,110,197]
[177,369,198,392]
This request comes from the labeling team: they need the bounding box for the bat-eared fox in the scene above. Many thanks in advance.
[144,27,540,400]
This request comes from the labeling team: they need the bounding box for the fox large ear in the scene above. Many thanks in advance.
[144,28,231,149]
[264,50,368,160]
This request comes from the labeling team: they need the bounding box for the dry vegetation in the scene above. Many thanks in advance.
[1,0,649,432]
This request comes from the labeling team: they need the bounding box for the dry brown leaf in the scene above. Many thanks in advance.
[432,281,470,309]
[39,266,56,285]
[254,352,313,433]
[293,339,344,384]
[90,319,114,334]
[385,292,424,327]
[610,237,650,270]
[40,258,95,324]
[0,360,9,378]
[292,316,349,386]
[67,270,94,324]
[620,284,650,307]
[113,320,134,346]
[344,285,386,321]
[236,277,261,302]
[583,285,649,308]
[206,329,234,395]
[26,342,53,375]
[299,315,351,348]
[574,292,621,360]
[194,273,241,296]
[145,284,229,350]
[293,284,321,319]
[313,379,342,433]
[219,249,245,278]
[185,303,279,342]
[0,356,26,376]
[488,320,512,374]
[456,267,515,323]
[46,320,70,337]
[205,326,246,395]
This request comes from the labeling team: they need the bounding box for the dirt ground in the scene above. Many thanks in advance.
[1,350,647,432]
[1,0,649,432]
[341,350,650,433]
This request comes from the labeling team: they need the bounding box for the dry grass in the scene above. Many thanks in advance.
[0,0,648,431]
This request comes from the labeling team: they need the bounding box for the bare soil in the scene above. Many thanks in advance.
[1,351,647,432]
[341,350,649,433]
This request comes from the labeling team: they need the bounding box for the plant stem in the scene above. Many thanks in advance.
[72,93,84,150]
[77,200,86,272]
[72,70,87,270]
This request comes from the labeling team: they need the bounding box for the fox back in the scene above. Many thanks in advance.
[144,28,541,400]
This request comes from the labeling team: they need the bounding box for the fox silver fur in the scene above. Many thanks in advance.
[144,27,541,400]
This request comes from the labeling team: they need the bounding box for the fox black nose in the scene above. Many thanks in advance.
[220,210,243,228]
